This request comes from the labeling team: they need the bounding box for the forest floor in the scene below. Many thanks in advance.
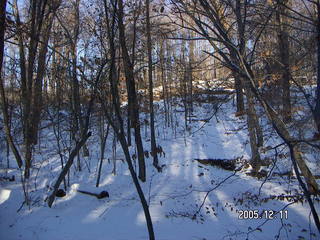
[0,91,320,240]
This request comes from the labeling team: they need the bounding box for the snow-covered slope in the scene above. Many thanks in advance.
[0,94,319,240]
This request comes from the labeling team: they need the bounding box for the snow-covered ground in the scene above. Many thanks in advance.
[0,93,319,240]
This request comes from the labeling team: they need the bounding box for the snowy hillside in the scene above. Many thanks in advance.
[1,93,319,240]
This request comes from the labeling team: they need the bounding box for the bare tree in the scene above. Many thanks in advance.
[118,0,146,182]
[276,0,292,122]
[0,0,23,170]
[146,0,161,171]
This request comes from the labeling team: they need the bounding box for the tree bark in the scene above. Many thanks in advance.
[276,0,292,122]
[243,78,262,172]
[160,39,169,126]
[0,0,23,169]
[118,0,146,182]
[234,73,245,114]
[234,0,245,115]
[146,0,160,172]
[96,120,110,187]
[188,30,194,114]
[315,0,320,133]
[31,11,55,145]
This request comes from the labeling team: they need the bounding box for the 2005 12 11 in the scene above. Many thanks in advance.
[238,210,288,220]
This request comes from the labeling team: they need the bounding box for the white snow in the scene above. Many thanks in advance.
[0,94,319,240]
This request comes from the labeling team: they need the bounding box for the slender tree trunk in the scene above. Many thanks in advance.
[73,0,90,161]
[183,68,188,129]
[117,128,155,240]
[234,0,249,115]
[118,0,146,182]
[166,41,173,128]
[231,56,263,170]
[235,0,263,148]
[24,1,48,178]
[0,0,23,169]
[188,30,194,114]
[276,0,292,122]
[127,4,139,147]
[31,13,55,145]
[48,132,92,207]
[234,73,245,115]
[180,35,188,129]
[51,45,66,191]
[146,0,160,171]
[245,84,262,172]
[13,0,33,178]
[160,40,169,126]
[315,0,320,133]
[96,119,110,187]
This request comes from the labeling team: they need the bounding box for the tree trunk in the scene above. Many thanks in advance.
[146,0,160,171]
[234,0,263,148]
[48,132,92,207]
[231,58,263,169]
[234,73,245,115]
[234,0,248,115]
[96,116,110,187]
[245,86,262,172]
[31,12,55,145]
[188,30,194,114]
[118,0,146,182]
[315,0,320,133]
[72,0,89,160]
[166,40,174,128]
[276,0,292,122]
[117,128,155,240]
[160,40,169,126]
[0,0,23,169]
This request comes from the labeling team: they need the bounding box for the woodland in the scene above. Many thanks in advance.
[0,0,320,239]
